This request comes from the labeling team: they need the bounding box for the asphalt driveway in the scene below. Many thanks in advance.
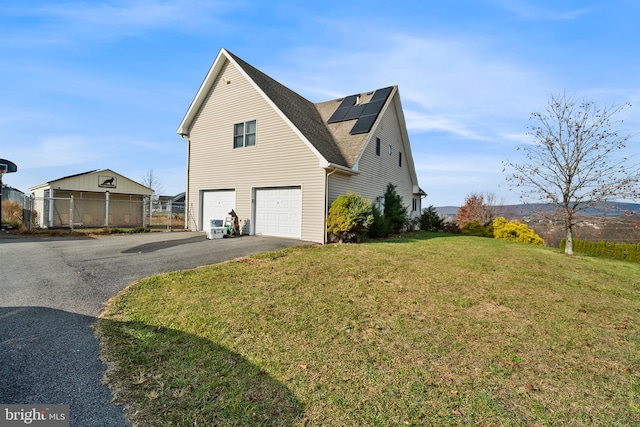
[0,231,309,426]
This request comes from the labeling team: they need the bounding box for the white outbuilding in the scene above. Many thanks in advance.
[30,169,154,228]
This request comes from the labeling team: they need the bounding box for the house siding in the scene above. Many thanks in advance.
[328,99,416,215]
[186,60,326,243]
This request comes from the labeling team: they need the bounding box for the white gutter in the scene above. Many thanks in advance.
[181,133,191,230]
[322,162,358,175]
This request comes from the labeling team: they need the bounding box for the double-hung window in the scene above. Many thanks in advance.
[233,120,256,148]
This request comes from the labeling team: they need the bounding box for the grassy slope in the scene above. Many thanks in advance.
[97,233,640,426]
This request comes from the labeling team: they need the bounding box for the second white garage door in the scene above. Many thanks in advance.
[255,187,301,239]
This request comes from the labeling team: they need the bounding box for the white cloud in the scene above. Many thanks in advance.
[404,110,491,142]
[274,31,550,148]
[0,0,237,45]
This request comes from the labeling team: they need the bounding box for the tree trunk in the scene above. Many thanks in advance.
[564,227,574,255]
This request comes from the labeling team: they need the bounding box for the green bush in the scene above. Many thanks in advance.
[382,183,408,234]
[561,238,640,263]
[367,205,389,238]
[419,205,444,232]
[443,221,461,234]
[109,227,150,234]
[327,192,374,243]
[461,221,494,237]
[492,217,544,246]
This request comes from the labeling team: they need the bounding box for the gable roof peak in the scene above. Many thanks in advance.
[178,49,405,170]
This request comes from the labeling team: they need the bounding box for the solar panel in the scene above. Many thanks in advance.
[343,104,366,121]
[327,95,359,123]
[326,87,394,135]
[371,86,393,102]
[361,99,385,116]
[328,106,351,123]
[349,114,377,134]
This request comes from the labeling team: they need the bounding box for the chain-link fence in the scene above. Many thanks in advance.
[1,188,31,228]
[6,195,186,231]
[150,199,186,230]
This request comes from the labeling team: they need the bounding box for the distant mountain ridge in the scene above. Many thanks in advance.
[435,202,640,219]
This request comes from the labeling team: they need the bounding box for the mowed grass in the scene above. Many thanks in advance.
[96,233,640,426]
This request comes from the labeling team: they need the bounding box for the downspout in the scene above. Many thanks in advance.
[324,167,338,244]
[181,134,191,230]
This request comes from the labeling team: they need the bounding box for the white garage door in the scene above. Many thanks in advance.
[201,190,235,230]
[255,187,301,239]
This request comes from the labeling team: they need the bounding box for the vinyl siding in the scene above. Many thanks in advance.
[33,170,152,196]
[186,60,326,243]
[328,100,416,214]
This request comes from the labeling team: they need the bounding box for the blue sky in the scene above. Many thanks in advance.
[1,0,639,206]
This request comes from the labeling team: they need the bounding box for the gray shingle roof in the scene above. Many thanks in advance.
[227,50,394,170]
[227,51,350,167]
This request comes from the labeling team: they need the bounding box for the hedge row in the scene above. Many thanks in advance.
[560,238,640,263]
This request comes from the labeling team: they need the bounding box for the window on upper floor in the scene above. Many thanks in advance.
[233,120,256,148]
[375,138,381,156]
[399,151,402,167]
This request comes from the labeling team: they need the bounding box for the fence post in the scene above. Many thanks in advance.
[142,196,147,228]
[70,195,74,232]
[21,194,30,230]
[48,190,54,228]
[105,191,110,227]
[168,200,172,230]
[28,195,33,231]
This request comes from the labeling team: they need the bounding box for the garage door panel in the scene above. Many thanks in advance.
[255,187,301,239]
[201,190,235,230]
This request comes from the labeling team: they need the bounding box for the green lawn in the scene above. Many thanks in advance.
[96,233,640,426]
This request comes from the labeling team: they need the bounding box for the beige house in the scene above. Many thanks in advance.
[30,169,154,228]
[177,48,424,243]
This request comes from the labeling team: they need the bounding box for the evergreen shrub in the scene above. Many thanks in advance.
[461,221,494,237]
[560,238,640,263]
[327,192,374,243]
[419,205,444,232]
[382,183,408,234]
[367,205,389,238]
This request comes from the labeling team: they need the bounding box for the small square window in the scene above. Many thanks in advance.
[233,120,257,148]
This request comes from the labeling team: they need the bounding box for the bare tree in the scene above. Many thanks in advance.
[503,93,640,255]
[142,168,164,198]
[455,192,499,227]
